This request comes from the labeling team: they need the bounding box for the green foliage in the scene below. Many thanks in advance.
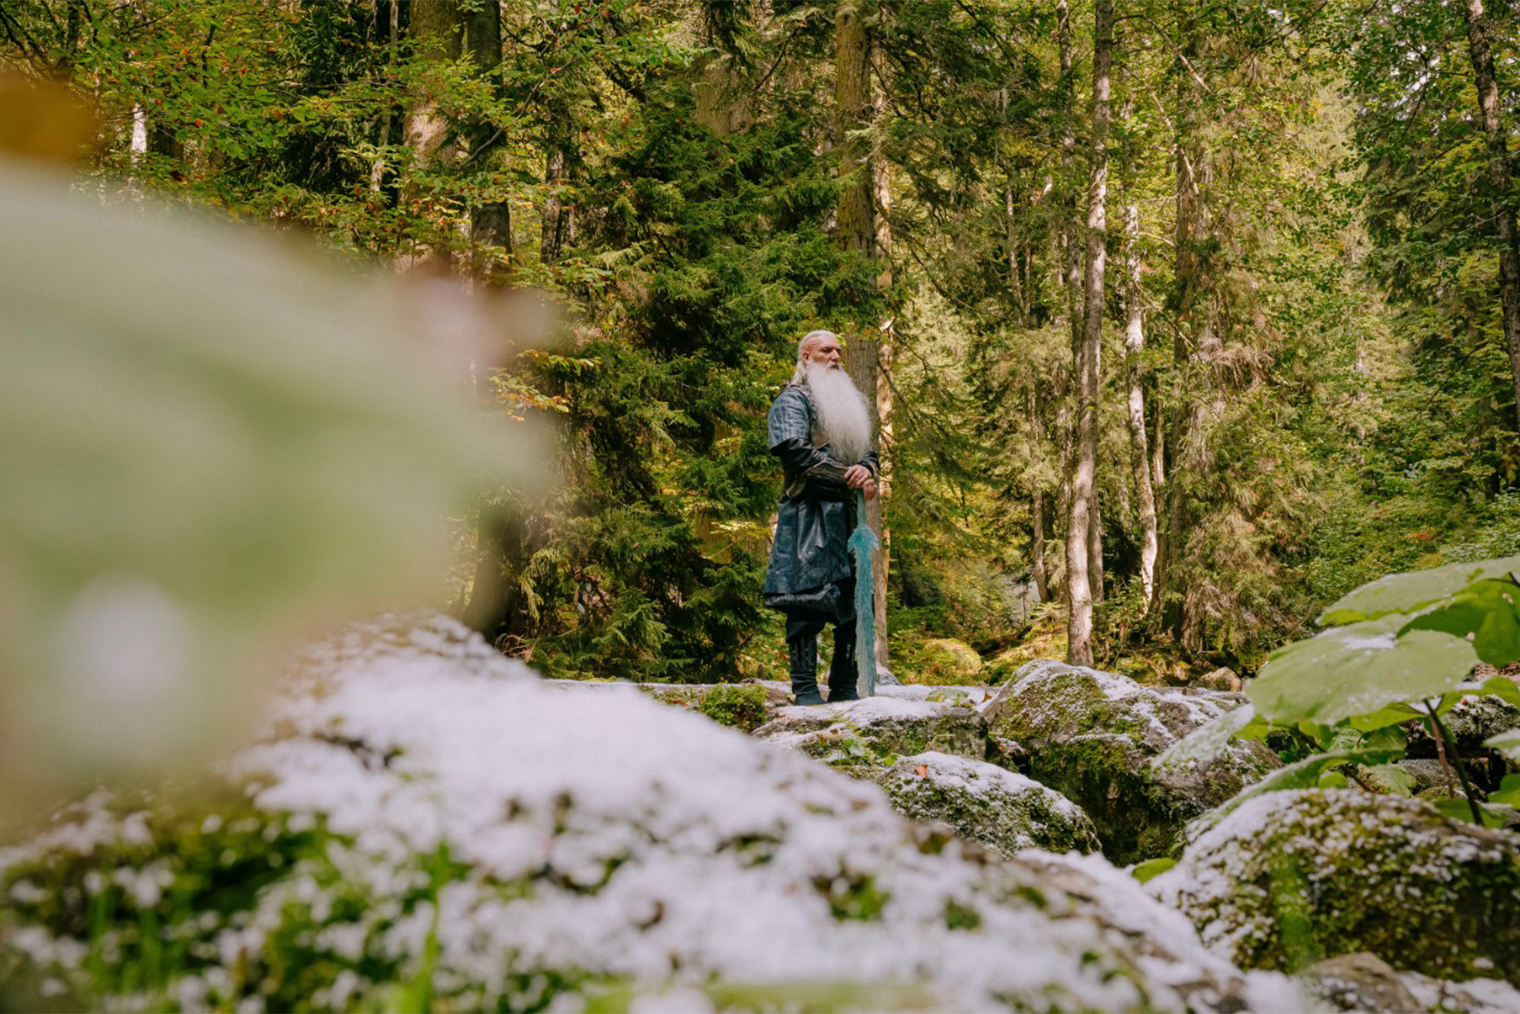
[1178,553,1520,832]
[699,684,768,732]
[1129,857,1177,885]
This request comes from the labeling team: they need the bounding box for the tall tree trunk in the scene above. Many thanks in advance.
[1053,0,1077,615]
[835,0,891,671]
[1027,387,1051,603]
[1463,0,1520,430]
[370,0,399,194]
[1153,6,1201,620]
[541,101,573,264]
[1151,395,1165,487]
[1066,0,1112,667]
[872,103,895,672]
[1088,495,1104,604]
[1123,200,1159,603]
[401,0,462,267]
[463,0,513,277]
[1057,0,1082,341]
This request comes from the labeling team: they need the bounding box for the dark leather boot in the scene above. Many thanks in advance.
[827,623,861,702]
[788,625,824,706]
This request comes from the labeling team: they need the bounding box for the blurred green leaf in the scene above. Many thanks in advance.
[1130,858,1177,884]
[1249,615,1477,724]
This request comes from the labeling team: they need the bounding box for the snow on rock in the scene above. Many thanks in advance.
[985,659,1279,863]
[1301,951,1520,1013]
[1151,789,1520,986]
[551,680,995,738]
[877,751,1101,857]
[0,615,1303,1012]
[753,693,997,770]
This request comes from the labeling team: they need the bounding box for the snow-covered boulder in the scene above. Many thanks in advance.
[878,752,1100,857]
[985,660,1279,863]
[1300,952,1520,1013]
[1303,952,1422,1012]
[1152,789,1520,986]
[754,695,998,771]
[0,616,1303,1012]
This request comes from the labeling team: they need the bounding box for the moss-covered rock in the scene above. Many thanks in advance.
[1151,790,1520,985]
[878,752,1100,857]
[699,684,770,732]
[905,639,985,685]
[984,660,1279,864]
[754,696,998,772]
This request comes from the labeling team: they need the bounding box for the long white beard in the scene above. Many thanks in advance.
[804,361,872,465]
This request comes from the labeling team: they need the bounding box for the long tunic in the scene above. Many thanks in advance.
[762,383,878,616]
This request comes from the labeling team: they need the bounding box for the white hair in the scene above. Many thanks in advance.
[791,329,837,385]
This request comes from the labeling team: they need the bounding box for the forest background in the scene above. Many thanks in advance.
[5,0,1519,687]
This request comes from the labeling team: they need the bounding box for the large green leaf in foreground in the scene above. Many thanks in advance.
[1400,578,1520,666]
[1317,555,1520,626]
[1248,615,1478,724]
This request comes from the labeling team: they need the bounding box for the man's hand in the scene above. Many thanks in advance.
[844,465,878,500]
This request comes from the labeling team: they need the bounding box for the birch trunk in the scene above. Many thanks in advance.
[1123,201,1159,603]
[1066,0,1112,666]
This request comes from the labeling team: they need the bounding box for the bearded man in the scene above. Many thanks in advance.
[763,329,878,706]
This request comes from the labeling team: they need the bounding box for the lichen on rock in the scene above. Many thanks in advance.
[984,660,1279,864]
[1151,789,1520,986]
[877,752,1100,857]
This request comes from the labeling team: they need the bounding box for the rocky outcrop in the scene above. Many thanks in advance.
[878,752,1100,857]
[1152,789,1520,986]
[1404,693,1520,760]
[0,616,1302,1013]
[1197,667,1242,693]
[984,660,1279,864]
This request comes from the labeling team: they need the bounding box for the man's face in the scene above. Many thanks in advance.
[803,336,843,370]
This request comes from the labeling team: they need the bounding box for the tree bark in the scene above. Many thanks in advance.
[1151,395,1165,487]
[1123,200,1159,603]
[539,1,575,263]
[1027,386,1050,603]
[835,0,891,671]
[1066,0,1112,667]
[401,0,462,267]
[369,0,399,195]
[1463,0,1520,431]
[463,0,513,277]
[1153,6,1202,619]
[1057,0,1082,341]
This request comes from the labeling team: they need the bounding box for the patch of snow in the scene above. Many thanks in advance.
[4,616,1301,1011]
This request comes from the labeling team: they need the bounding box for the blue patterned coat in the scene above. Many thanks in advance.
[761,383,878,616]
